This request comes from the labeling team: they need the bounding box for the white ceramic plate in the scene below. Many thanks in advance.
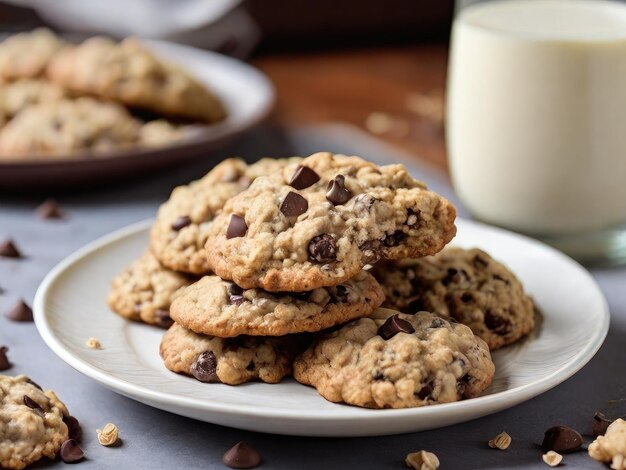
[34,219,609,437]
[0,39,274,189]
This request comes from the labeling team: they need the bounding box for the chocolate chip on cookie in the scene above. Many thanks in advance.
[326,174,352,205]
[154,309,174,329]
[280,191,308,217]
[226,215,247,239]
[228,284,245,305]
[289,165,320,190]
[171,215,192,231]
[377,314,415,340]
[60,439,84,463]
[308,234,337,263]
[190,351,220,383]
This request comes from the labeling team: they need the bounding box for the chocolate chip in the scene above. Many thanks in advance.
[289,165,320,190]
[0,346,10,371]
[473,254,489,269]
[593,412,613,437]
[332,285,349,302]
[226,215,247,239]
[359,240,381,264]
[373,371,385,381]
[36,198,63,219]
[280,191,308,217]
[493,274,511,285]
[382,230,406,247]
[461,292,473,303]
[0,239,21,258]
[24,395,42,411]
[171,215,192,231]
[442,268,467,286]
[484,310,511,335]
[429,318,446,328]
[377,314,415,340]
[542,425,583,453]
[5,299,33,322]
[308,234,337,263]
[190,351,220,383]
[326,174,352,205]
[246,361,255,371]
[64,416,82,441]
[285,291,311,301]
[154,309,174,328]
[417,381,433,400]
[60,439,84,463]
[223,441,262,469]
[228,284,245,305]
[406,298,426,313]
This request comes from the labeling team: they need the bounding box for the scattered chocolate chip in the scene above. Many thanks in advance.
[308,234,337,263]
[461,292,473,303]
[0,346,10,371]
[60,439,84,463]
[417,381,433,400]
[359,240,381,265]
[289,165,320,190]
[377,314,415,340]
[5,299,33,322]
[326,175,352,205]
[36,198,63,219]
[190,351,220,383]
[171,215,192,231]
[542,425,583,453]
[373,371,385,381]
[484,310,511,335]
[24,395,42,411]
[442,268,467,286]
[64,416,82,441]
[246,361,255,371]
[223,441,262,469]
[493,274,510,285]
[154,309,174,328]
[280,191,308,217]
[473,254,489,269]
[228,284,245,305]
[226,215,247,239]
[0,239,21,258]
[593,412,613,437]
[382,230,406,247]
[405,208,421,228]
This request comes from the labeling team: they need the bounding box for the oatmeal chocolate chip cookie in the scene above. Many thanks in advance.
[47,36,226,123]
[150,157,301,274]
[160,323,301,385]
[0,28,67,80]
[205,152,457,292]
[107,251,196,328]
[372,247,535,350]
[293,308,494,409]
[0,97,141,158]
[0,79,66,118]
[170,270,384,337]
[589,419,626,468]
[0,375,70,470]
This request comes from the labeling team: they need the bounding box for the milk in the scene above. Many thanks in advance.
[447,0,626,235]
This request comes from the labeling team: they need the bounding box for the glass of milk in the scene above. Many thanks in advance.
[447,0,626,264]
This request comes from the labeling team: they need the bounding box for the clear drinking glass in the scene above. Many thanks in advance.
[446,0,626,265]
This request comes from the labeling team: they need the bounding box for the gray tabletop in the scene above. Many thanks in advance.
[1,124,624,470]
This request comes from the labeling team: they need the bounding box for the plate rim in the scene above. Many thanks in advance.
[34,218,610,423]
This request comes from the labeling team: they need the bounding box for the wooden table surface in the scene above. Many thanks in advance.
[253,43,449,171]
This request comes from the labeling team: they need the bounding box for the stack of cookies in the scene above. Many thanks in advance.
[108,152,536,409]
[0,28,226,159]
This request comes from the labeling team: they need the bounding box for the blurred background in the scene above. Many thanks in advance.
[0,0,454,169]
